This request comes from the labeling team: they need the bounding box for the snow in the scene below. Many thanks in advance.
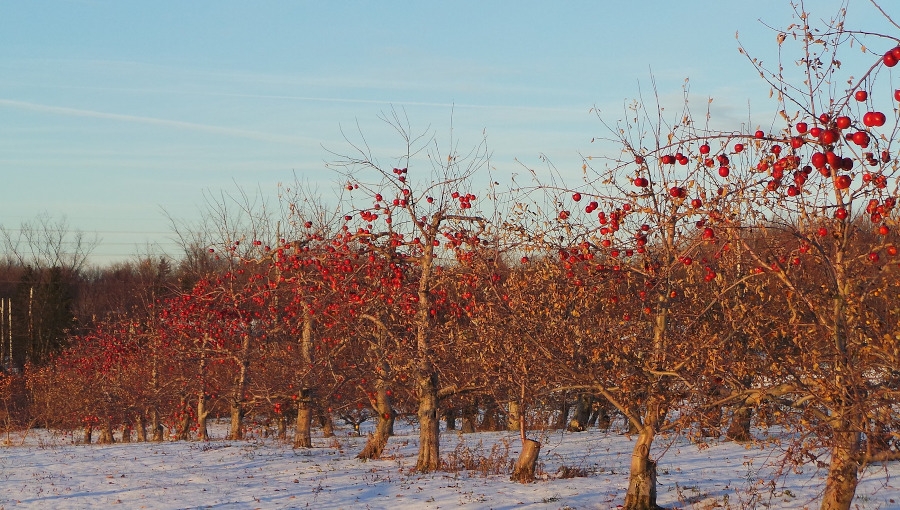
[0,421,897,509]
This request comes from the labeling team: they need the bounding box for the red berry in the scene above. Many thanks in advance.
[699,144,711,154]
[820,129,838,145]
[572,192,582,202]
[855,90,868,102]
[863,112,876,127]
[809,152,825,169]
[754,130,765,139]
[734,143,744,153]
[852,131,870,146]
[795,122,808,134]
[835,116,851,130]
[718,166,730,177]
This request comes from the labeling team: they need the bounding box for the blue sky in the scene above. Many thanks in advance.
[0,1,892,265]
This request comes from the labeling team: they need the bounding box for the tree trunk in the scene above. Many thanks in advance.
[150,347,163,442]
[725,404,752,442]
[480,399,501,431]
[276,412,287,440]
[624,397,664,510]
[150,407,164,442]
[358,387,395,459]
[460,401,477,433]
[554,394,570,430]
[507,400,521,432]
[83,424,92,444]
[228,401,243,440]
[821,429,860,510]
[510,438,541,483]
[228,333,251,440]
[120,422,131,443]
[175,397,191,441]
[317,405,334,438]
[443,408,456,431]
[701,405,722,437]
[97,421,114,444]
[135,414,147,442]
[294,389,313,448]
[196,338,210,441]
[197,392,210,441]
[594,400,612,431]
[568,393,593,432]
[415,368,440,472]
[623,425,658,510]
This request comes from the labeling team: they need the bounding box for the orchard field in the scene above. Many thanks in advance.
[2,3,900,509]
[0,420,898,509]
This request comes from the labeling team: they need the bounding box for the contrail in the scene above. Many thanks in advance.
[0,98,315,145]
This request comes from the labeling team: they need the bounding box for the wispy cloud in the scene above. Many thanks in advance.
[0,98,315,145]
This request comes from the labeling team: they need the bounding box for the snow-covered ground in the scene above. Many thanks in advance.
[0,420,897,509]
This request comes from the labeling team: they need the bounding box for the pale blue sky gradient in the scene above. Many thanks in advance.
[0,1,892,264]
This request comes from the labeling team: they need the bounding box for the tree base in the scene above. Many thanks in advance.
[510,438,541,483]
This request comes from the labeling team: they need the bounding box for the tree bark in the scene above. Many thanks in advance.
[593,400,612,431]
[623,397,664,510]
[197,392,210,441]
[443,408,456,431]
[176,398,191,441]
[415,368,440,472]
[554,394,570,430]
[150,407,163,442]
[294,388,312,448]
[317,405,334,438]
[480,399,501,431]
[276,412,287,440]
[227,333,252,440]
[507,400,521,432]
[97,421,114,444]
[568,393,593,432]
[83,424,92,444]
[135,414,147,442]
[460,401,477,433]
[227,401,243,440]
[820,428,860,510]
[725,404,752,442]
[358,386,395,459]
[623,425,658,510]
[196,337,210,441]
[510,438,541,483]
